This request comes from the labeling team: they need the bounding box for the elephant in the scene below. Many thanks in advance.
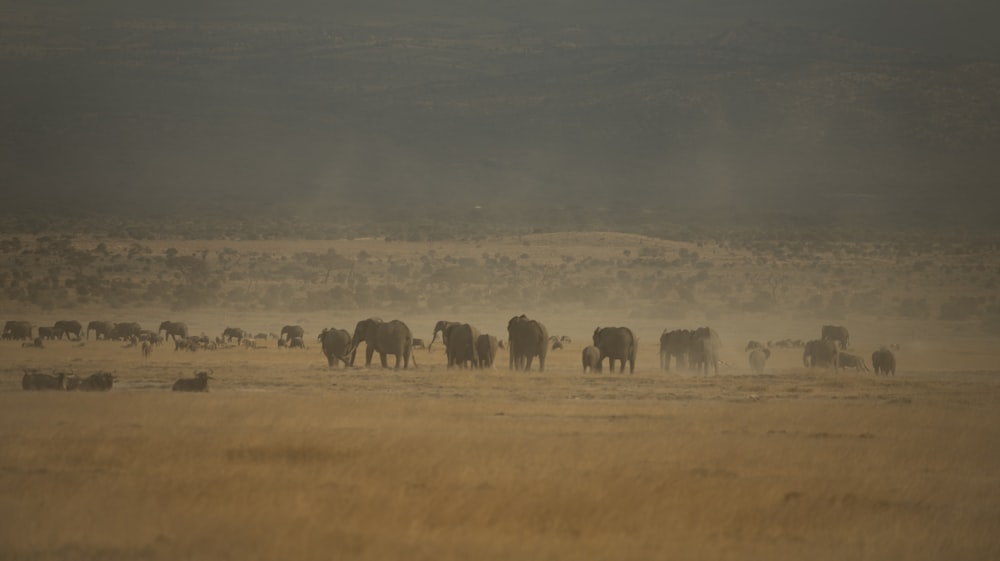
[821,325,850,350]
[319,328,354,368]
[87,320,114,340]
[592,326,637,374]
[38,326,62,340]
[475,334,498,368]
[159,321,189,342]
[440,323,480,368]
[428,320,462,352]
[871,348,896,376]
[659,329,692,372]
[110,322,143,341]
[351,318,416,369]
[222,327,247,344]
[281,324,305,342]
[507,315,549,372]
[582,345,601,373]
[803,339,839,370]
[689,327,722,375]
[54,320,82,340]
[3,320,33,341]
[836,352,870,372]
[288,336,306,349]
[748,347,770,374]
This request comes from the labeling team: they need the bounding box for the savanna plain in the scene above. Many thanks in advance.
[2,231,1000,560]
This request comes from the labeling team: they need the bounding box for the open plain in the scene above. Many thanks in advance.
[2,233,1000,560]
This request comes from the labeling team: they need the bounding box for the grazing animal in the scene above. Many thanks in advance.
[23,337,45,349]
[690,327,721,375]
[280,324,305,342]
[836,352,870,372]
[871,348,897,376]
[54,320,83,340]
[288,336,305,349]
[745,340,765,352]
[507,315,549,372]
[475,334,498,368]
[319,327,354,368]
[412,338,426,350]
[3,320,33,340]
[352,318,417,369]
[222,327,247,344]
[659,329,692,372]
[79,372,115,391]
[803,339,839,370]
[172,371,212,392]
[158,321,189,342]
[550,337,564,351]
[592,326,638,374]
[748,347,770,374]
[142,341,152,359]
[582,345,601,373]
[821,325,850,350]
[22,371,66,390]
[38,326,62,340]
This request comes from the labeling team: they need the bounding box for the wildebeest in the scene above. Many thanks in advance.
[142,341,152,359]
[745,340,765,352]
[872,348,897,376]
[22,371,66,390]
[837,352,870,372]
[22,337,44,349]
[172,371,212,392]
[78,372,115,391]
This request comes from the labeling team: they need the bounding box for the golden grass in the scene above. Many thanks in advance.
[2,334,1000,560]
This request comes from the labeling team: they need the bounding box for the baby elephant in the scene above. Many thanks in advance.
[748,347,771,374]
[172,371,212,392]
[582,346,602,373]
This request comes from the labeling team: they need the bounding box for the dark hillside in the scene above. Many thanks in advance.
[2,1,999,227]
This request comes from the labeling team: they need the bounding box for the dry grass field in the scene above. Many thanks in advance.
[2,234,1000,560]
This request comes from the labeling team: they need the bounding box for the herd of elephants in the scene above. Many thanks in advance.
[5,317,898,384]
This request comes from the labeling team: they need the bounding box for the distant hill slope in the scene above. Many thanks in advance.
[2,1,999,226]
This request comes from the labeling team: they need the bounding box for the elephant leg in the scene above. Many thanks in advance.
[380,352,389,368]
[393,353,401,369]
[365,347,375,367]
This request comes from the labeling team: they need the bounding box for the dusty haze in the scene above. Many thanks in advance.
[2,1,999,227]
